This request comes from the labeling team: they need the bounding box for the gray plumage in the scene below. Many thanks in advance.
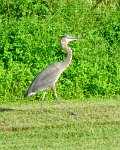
[24,62,63,96]
[24,35,82,115]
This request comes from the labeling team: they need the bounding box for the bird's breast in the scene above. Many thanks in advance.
[53,65,61,74]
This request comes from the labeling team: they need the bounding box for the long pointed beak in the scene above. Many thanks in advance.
[75,37,83,40]
[70,37,84,41]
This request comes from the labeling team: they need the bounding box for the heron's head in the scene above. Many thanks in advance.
[61,35,81,49]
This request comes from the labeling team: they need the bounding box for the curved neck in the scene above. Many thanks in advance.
[62,46,72,69]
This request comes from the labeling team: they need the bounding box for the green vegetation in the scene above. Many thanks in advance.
[0,1,120,149]
[0,0,120,102]
[0,100,120,149]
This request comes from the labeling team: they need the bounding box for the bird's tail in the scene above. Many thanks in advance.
[24,90,29,97]
[24,89,35,97]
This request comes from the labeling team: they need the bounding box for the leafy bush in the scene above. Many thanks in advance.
[0,0,120,103]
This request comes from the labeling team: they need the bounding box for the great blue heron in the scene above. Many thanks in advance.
[24,35,81,115]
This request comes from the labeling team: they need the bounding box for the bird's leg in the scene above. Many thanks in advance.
[40,91,46,112]
[52,84,77,115]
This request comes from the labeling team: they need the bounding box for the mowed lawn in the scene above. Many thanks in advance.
[0,100,120,150]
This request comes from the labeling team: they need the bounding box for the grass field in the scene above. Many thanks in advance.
[0,99,120,150]
[0,1,120,149]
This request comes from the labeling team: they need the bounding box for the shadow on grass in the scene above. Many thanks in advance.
[0,107,42,113]
[0,108,15,112]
